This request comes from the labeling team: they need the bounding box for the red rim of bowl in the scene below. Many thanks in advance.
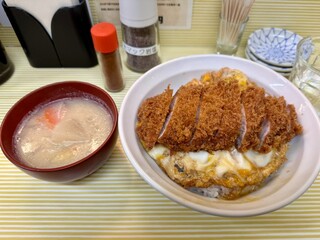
[0,81,118,172]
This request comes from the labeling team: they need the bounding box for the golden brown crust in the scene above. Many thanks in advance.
[157,81,203,149]
[209,80,242,150]
[256,96,290,153]
[237,86,266,152]
[286,104,303,141]
[179,80,224,151]
[136,87,173,150]
[137,68,303,154]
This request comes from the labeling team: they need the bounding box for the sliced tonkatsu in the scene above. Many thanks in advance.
[209,79,242,151]
[157,80,203,150]
[255,96,290,153]
[236,85,266,152]
[286,104,303,142]
[179,80,225,152]
[136,86,173,150]
[254,98,303,154]
[136,68,303,154]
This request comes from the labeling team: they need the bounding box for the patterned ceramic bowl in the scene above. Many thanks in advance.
[245,46,292,73]
[247,28,302,67]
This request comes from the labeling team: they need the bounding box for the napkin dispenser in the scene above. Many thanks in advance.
[2,0,98,68]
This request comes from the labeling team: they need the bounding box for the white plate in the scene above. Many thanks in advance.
[247,28,302,67]
[119,54,320,217]
[245,47,292,73]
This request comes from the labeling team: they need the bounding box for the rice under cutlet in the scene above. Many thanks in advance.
[158,80,203,150]
[209,80,242,150]
[136,86,173,150]
[237,86,266,152]
[256,96,290,153]
[179,80,224,152]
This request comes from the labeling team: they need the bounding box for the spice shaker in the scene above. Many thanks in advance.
[90,22,125,92]
[119,0,161,73]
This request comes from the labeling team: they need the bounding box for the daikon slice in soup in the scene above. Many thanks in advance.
[14,97,113,168]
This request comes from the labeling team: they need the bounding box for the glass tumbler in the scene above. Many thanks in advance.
[290,37,320,117]
[216,16,249,55]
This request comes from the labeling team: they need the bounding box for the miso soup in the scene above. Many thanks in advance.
[14,97,113,168]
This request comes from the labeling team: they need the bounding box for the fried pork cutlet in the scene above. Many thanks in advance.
[136,87,173,150]
[138,72,302,154]
[209,80,242,151]
[158,80,203,150]
[286,104,303,141]
[236,85,266,152]
[174,79,241,152]
[255,96,290,153]
[179,80,224,152]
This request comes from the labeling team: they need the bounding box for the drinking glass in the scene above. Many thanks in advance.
[216,16,249,55]
[290,37,320,117]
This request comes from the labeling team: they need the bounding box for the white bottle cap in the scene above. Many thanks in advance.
[119,0,158,28]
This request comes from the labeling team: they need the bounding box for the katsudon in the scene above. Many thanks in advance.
[136,67,303,200]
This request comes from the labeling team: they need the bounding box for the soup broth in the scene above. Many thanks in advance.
[14,97,113,168]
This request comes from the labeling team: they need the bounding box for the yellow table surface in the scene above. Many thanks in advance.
[0,47,320,240]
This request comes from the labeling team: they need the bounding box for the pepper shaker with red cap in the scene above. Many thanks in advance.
[90,22,125,92]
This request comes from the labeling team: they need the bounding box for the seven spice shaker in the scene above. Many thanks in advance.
[90,22,125,92]
[119,0,161,73]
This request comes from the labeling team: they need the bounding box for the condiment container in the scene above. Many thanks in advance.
[0,41,14,83]
[3,0,97,68]
[119,0,161,73]
[91,22,125,92]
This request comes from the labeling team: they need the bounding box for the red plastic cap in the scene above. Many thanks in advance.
[90,22,119,53]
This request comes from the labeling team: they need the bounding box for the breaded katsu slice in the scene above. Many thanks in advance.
[209,80,242,150]
[236,86,266,152]
[286,104,303,142]
[179,80,225,152]
[158,80,202,150]
[180,80,241,152]
[136,86,173,150]
[255,96,290,153]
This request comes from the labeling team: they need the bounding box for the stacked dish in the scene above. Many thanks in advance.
[246,27,302,77]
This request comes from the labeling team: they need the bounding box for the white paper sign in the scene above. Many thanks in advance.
[95,0,193,29]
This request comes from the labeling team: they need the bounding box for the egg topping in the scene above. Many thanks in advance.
[149,144,273,180]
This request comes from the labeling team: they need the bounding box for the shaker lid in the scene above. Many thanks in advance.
[90,22,119,53]
[119,0,158,28]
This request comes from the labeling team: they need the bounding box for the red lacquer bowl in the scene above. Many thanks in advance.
[0,81,118,182]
